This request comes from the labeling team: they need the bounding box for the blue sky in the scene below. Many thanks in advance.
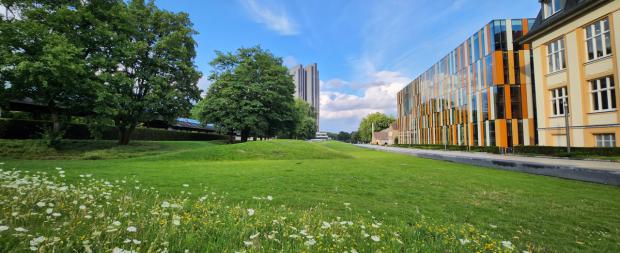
[155,0,540,133]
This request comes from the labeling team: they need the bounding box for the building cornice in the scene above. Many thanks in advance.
[519,0,612,44]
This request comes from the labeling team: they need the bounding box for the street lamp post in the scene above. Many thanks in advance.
[564,100,571,153]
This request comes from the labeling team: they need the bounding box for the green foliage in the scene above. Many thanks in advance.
[0,1,202,146]
[357,112,395,143]
[336,131,352,142]
[193,46,295,142]
[0,1,103,145]
[350,131,360,143]
[94,0,201,145]
[0,119,227,144]
[392,143,620,161]
[288,99,317,139]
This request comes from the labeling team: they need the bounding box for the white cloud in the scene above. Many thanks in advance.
[320,70,410,131]
[239,0,299,36]
[282,55,298,68]
[197,77,212,97]
[322,78,349,90]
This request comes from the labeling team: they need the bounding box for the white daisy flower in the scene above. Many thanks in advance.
[127,226,137,232]
[247,208,255,216]
[459,238,470,245]
[501,241,514,250]
[161,201,170,208]
[371,235,380,242]
[304,238,316,246]
[249,232,260,239]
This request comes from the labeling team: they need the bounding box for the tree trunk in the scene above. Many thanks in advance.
[45,102,64,147]
[228,129,235,144]
[118,124,136,145]
[240,128,250,142]
[50,110,61,135]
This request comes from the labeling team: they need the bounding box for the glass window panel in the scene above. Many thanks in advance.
[603,18,609,31]
[554,52,560,71]
[596,35,604,57]
[592,82,599,111]
[601,90,608,110]
[611,78,616,109]
[586,40,594,60]
[586,26,592,38]
[605,33,612,55]
[554,0,563,13]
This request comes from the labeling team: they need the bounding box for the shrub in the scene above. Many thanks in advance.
[0,119,226,142]
[391,143,620,157]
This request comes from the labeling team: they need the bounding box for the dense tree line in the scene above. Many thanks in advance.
[357,112,395,143]
[0,0,200,145]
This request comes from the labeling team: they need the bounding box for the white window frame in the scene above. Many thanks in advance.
[589,76,616,112]
[595,134,616,147]
[550,87,568,116]
[544,0,563,18]
[547,38,566,73]
[585,18,612,61]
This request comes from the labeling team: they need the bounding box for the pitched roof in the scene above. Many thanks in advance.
[520,0,611,43]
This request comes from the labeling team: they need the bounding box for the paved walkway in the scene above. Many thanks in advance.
[355,144,620,186]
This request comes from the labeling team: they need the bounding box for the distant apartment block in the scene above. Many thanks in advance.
[522,0,619,147]
[397,18,536,148]
[289,63,320,129]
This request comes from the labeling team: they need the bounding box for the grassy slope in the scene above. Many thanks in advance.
[1,140,619,252]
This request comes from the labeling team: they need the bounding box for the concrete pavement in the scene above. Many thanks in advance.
[355,144,620,186]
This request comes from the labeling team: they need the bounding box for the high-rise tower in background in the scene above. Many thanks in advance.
[289,63,320,129]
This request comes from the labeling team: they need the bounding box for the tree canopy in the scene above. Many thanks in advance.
[0,0,107,145]
[289,99,317,140]
[194,46,295,143]
[94,0,201,145]
[357,112,395,143]
[0,0,202,145]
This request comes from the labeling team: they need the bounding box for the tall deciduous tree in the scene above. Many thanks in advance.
[0,0,110,146]
[290,99,317,140]
[194,46,295,143]
[95,0,201,145]
[357,112,395,143]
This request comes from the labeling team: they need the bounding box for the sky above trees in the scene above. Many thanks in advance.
[155,0,540,132]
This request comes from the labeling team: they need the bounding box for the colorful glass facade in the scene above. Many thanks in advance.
[397,19,537,148]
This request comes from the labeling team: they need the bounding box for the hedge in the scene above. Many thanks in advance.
[0,119,227,141]
[392,143,620,156]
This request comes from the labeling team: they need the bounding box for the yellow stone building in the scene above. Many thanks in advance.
[522,0,619,147]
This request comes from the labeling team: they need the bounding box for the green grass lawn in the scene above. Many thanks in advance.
[1,139,619,252]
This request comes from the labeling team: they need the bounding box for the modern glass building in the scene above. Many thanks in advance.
[396,19,536,148]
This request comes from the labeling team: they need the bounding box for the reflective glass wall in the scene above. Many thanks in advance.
[396,19,536,148]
